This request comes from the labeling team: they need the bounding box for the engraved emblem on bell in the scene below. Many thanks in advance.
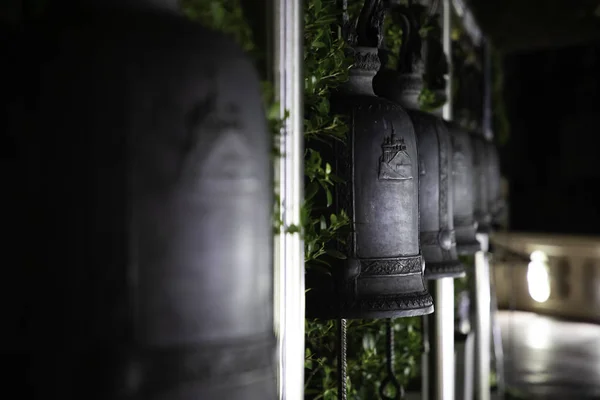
[379,121,413,181]
[373,1,464,280]
[180,100,260,200]
[187,129,258,189]
[305,0,433,319]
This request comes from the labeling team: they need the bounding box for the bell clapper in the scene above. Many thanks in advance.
[380,318,403,400]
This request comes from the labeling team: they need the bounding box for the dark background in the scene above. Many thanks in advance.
[2,0,600,235]
[503,44,600,234]
[468,0,600,235]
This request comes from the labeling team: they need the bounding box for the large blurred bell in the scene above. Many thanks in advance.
[374,2,464,280]
[18,1,275,399]
[306,0,433,319]
[447,123,481,254]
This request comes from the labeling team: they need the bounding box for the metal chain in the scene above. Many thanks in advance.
[338,318,348,400]
[379,318,403,400]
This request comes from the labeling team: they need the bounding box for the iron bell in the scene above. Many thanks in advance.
[471,132,493,234]
[373,2,464,280]
[486,140,505,226]
[447,123,481,254]
[306,0,433,319]
[19,2,275,399]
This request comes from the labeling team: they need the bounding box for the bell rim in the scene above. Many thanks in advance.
[304,297,436,320]
[456,240,482,255]
[424,259,466,280]
[339,291,434,319]
[340,304,435,319]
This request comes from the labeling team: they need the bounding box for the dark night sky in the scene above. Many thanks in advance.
[502,42,600,234]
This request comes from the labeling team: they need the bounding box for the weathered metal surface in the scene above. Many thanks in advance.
[486,141,505,225]
[306,0,433,319]
[19,2,275,399]
[374,1,464,280]
[447,123,480,254]
[471,133,492,234]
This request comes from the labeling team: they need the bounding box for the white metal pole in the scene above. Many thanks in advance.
[426,278,457,400]
[474,233,491,400]
[464,329,475,399]
[272,0,305,399]
[483,38,506,398]
[490,264,506,398]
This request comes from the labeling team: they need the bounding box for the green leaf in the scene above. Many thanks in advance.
[326,189,333,207]
[362,333,376,351]
[286,224,301,234]
[330,214,338,224]
[313,0,322,13]
[305,181,320,202]
[319,215,327,230]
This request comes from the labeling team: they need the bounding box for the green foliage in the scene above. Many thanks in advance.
[302,0,352,266]
[418,7,440,41]
[418,87,446,112]
[419,9,447,112]
[383,4,448,112]
[450,19,510,142]
[181,0,255,54]
[305,318,423,399]
[383,13,404,70]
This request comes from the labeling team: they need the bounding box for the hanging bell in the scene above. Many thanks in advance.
[306,0,433,319]
[373,2,464,280]
[452,36,490,236]
[447,123,481,254]
[486,140,505,227]
[19,2,275,399]
[471,132,492,234]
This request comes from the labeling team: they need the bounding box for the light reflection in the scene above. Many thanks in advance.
[527,250,551,303]
[524,314,552,351]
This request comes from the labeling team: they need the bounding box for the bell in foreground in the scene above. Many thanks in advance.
[306,0,433,319]
[20,2,275,399]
